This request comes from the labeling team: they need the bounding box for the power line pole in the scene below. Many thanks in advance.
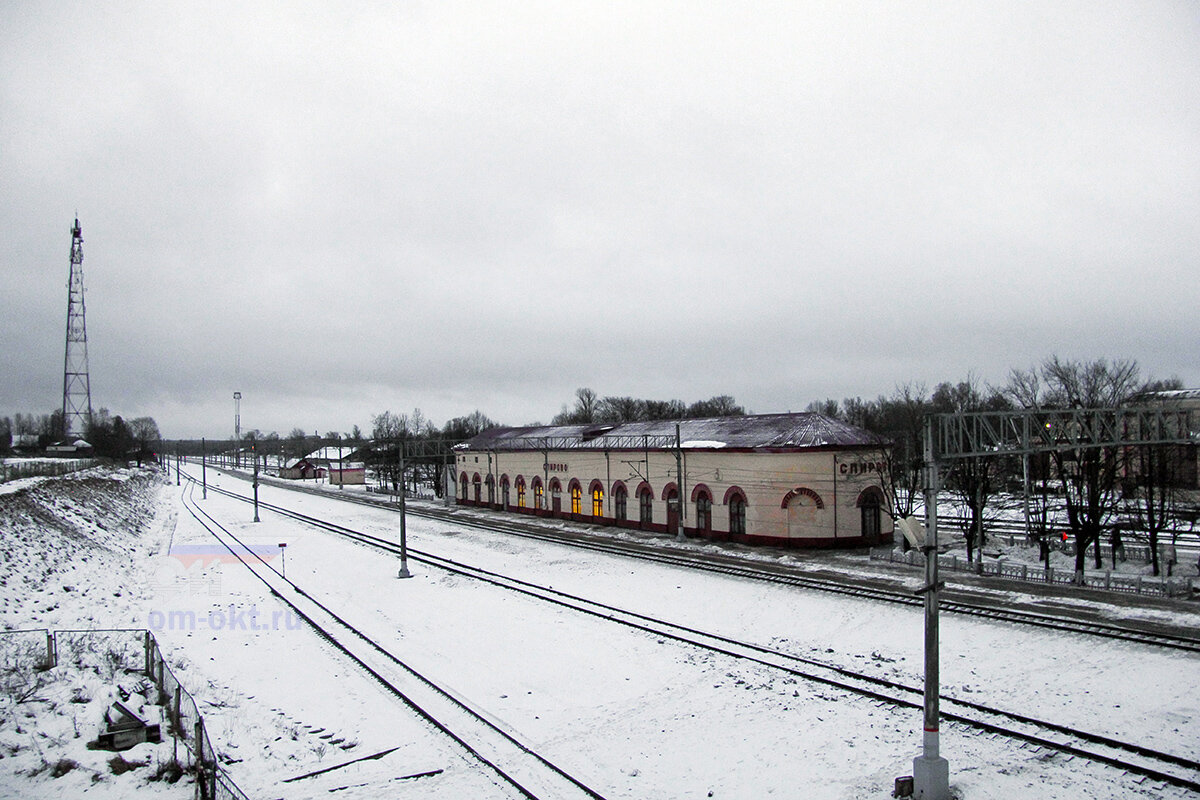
[397,440,412,578]
[233,392,241,469]
[913,415,949,799]
[675,423,685,542]
[61,217,93,438]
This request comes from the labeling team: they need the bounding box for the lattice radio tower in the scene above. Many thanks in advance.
[61,217,93,438]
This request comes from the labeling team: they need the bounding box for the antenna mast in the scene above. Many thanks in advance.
[61,217,93,438]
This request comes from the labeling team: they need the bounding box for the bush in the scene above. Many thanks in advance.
[149,757,186,784]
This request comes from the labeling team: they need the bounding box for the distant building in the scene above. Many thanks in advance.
[304,446,367,485]
[279,458,323,480]
[46,439,93,456]
[1125,388,1200,491]
[454,413,893,548]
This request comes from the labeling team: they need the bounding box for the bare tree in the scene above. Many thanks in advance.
[642,399,686,420]
[874,383,928,537]
[931,377,1011,563]
[598,396,644,423]
[805,398,842,418]
[1008,356,1143,582]
[686,395,745,418]
[128,417,161,467]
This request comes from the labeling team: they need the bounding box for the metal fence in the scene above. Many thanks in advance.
[872,547,1195,598]
[984,532,1154,565]
[0,458,98,483]
[0,628,249,800]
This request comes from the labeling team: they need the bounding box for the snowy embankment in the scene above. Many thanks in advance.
[0,466,191,797]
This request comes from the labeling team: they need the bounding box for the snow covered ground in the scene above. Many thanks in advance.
[0,467,192,797]
[3,465,1199,798]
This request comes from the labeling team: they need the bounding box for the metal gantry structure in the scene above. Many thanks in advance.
[61,217,93,438]
[912,403,1199,800]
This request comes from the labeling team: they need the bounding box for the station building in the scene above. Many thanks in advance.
[454,413,894,548]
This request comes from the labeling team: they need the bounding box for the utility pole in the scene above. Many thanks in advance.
[398,440,412,578]
[233,392,241,470]
[674,423,685,542]
[61,217,93,438]
[201,438,207,500]
[252,439,260,523]
[912,415,949,799]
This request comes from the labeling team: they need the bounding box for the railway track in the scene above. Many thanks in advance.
[207,467,1200,655]
[178,480,609,800]
[184,473,1200,793]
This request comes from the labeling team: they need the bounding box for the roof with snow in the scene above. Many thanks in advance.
[305,446,362,463]
[460,413,887,453]
[1129,388,1200,403]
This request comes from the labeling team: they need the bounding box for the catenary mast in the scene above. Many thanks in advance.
[61,217,93,438]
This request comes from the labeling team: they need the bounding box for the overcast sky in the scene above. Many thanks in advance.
[2,1,1197,439]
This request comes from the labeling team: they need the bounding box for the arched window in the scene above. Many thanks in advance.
[695,490,712,533]
[500,475,510,508]
[858,487,883,540]
[550,479,562,513]
[472,474,481,503]
[592,486,603,517]
[571,485,582,515]
[725,487,748,537]
[516,476,526,508]
[459,474,468,501]
[613,483,628,522]
[485,474,495,505]
[533,478,544,510]
[639,486,654,525]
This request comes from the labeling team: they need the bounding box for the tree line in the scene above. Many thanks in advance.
[1,408,161,464]
[805,356,1190,579]
[551,388,745,425]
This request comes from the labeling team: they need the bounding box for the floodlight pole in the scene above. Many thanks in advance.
[397,440,412,579]
[201,438,207,500]
[913,416,949,799]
